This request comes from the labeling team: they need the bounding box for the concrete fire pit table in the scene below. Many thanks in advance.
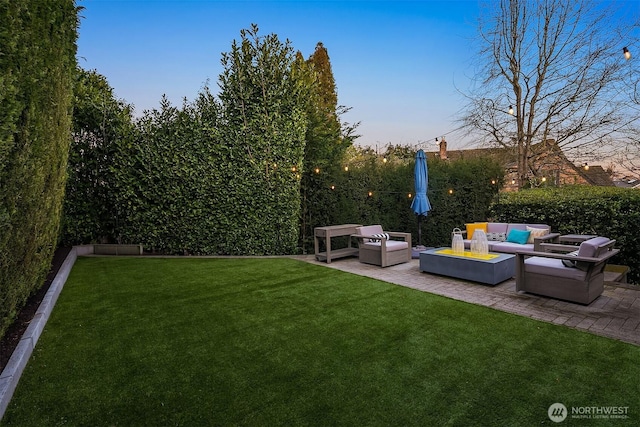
[419,247,515,286]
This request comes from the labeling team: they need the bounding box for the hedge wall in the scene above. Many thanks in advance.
[323,149,505,250]
[64,27,307,256]
[0,0,78,339]
[62,68,135,245]
[491,186,640,284]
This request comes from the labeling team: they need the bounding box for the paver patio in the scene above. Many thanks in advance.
[298,255,640,346]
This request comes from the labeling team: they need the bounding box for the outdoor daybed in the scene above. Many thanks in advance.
[460,222,558,254]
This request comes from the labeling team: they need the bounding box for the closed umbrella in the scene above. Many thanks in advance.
[411,149,431,249]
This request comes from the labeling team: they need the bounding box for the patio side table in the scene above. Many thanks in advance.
[314,224,362,263]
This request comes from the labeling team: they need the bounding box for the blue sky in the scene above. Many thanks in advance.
[77,0,484,149]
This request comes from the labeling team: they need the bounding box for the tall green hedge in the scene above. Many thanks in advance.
[0,0,78,339]
[326,148,505,249]
[64,26,307,256]
[62,68,135,245]
[492,186,640,284]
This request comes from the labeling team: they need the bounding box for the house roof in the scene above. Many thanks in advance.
[427,140,615,186]
[580,165,615,186]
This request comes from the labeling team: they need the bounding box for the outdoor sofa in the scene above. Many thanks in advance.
[460,222,558,254]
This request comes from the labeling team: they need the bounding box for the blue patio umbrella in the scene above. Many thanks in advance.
[411,149,431,247]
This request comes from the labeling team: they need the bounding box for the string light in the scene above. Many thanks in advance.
[314,167,320,174]
[344,166,349,172]
[491,179,496,185]
[448,189,454,194]
[368,191,373,197]
[408,193,412,199]
[623,47,631,60]
[330,185,335,190]
[508,105,514,115]
[291,166,297,172]
[414,129,457,149]
[583,162,589,170]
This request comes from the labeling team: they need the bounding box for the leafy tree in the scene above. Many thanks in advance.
[461,0,640,188]
[298,42,354,252]
[218,24,308,254]
[62,68,135,245]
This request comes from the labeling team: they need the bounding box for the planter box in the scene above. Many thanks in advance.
[93,244,143,256]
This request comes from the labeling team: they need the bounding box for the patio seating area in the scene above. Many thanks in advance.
[300,255,640,346]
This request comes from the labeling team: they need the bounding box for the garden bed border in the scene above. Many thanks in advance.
[0,245,92,419]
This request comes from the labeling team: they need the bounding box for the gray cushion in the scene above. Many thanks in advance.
[525,256,588,281]
[490,241,534,253]
[577,237,611,258]
[356,225,384,243]
[363,240,409,252]
[487,223,508,233]
[506,223,548,233]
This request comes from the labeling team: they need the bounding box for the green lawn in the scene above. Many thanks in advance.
[2,257,638,426]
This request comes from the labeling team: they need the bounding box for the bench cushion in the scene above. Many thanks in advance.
[362,241,409,252]
[490,241,535,253]
[524,256,588,281]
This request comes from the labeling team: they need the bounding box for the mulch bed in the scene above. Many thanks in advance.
[0,247,72,372]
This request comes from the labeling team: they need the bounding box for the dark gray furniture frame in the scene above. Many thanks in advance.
[515,239,619,305]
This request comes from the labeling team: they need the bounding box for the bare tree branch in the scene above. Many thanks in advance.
[460,0,640,187]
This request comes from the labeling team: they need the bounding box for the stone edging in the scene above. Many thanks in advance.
[0,245,92,420]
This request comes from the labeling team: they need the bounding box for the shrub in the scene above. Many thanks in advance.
[0,0,78,339]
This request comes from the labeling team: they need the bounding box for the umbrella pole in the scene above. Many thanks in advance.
[417,215,422,247]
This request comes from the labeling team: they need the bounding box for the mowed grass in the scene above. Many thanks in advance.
[2,257,638,426]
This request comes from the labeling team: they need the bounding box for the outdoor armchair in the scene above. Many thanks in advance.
[515,237,619,305]
[352,225,411,268]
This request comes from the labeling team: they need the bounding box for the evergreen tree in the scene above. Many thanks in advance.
[218,24,308,254]
[299,42,353,252]
[62,68,135,245]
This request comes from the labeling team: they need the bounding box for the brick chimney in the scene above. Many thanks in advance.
[439,136,448,160]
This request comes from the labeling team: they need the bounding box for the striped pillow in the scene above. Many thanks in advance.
[370,233,390,242]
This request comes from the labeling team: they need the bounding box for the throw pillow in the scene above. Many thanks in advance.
[562,250,579,268]
[487,232,507,242]
[370,233,390,242]
[506,229,530,245]
[526,226,548,244]
[465,222,488,239]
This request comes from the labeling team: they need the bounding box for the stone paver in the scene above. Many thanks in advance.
[299,256,640,346]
